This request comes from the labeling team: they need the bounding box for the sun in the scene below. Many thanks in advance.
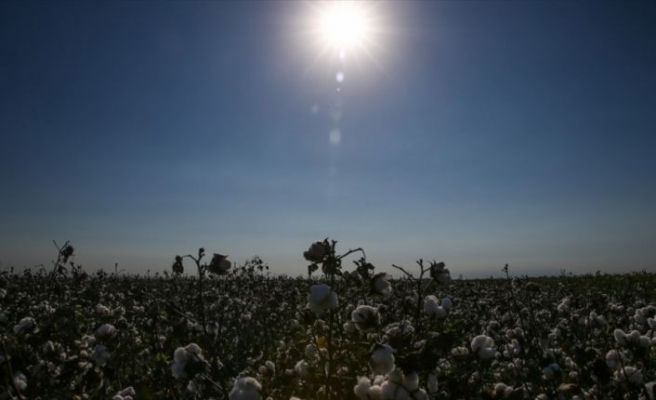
[295,1,386,74]
[318,2,372,53]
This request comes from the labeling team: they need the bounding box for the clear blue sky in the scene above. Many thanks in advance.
[1,1,655,277]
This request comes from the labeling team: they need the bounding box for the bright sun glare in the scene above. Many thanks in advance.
[319,2,371,52]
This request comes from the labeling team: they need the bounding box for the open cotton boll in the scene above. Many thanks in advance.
[471,335,496,360]
[307,284,339,314]
[614,329,628,346]
[616,366,643,385]
[424,296,447,319]
[303,241,328,263]
[295,360,310,377]
[642,382,655,400]
[494,383,514,399]
[229,377,262,400]
[13,317,38,334]
[441,297,452,311]
[372,273,393,298]
[354,376,372,399]
[13,372,27,391]
[95,324,117,341]
[647,318,656,330]
[368,385,383,400]
[352,305,381,330]
[606,350,627,369]
[370,344,395,375]
[171,343,208,379]
[91,345,110,367]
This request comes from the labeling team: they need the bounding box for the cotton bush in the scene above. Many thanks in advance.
[1,241,655,399]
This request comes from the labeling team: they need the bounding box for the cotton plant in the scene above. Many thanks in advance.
[3,241,656,399]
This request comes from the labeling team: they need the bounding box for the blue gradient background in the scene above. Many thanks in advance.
[1,1,655,277]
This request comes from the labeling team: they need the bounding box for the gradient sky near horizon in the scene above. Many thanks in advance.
[1,1,655,278]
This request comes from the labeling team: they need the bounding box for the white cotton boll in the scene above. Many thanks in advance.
[380,382,395,400]
[557,298,570,313]
[368,385,383,400]
[373,375,385,386]
[617,366,643,385]
[606,350,626,369]
[387,368,404,384]
[305,344,317,358]
[424,296,438,312]
[647,318,656,330]
[120,387,136,396]
[413,389,428,400]
[441,297,452,311]
[471,335,496,359]
[404,372,419,392]
[172,343,207,379]
[424,296,447,319]
[308,284,339,314]
[352,305,381,329]
[643,382,655,400]
[95,324,117,341]
[451,346,470,357]
[95,304,110,316]
[295,360,309,377]
[640,336,652,348]
[186,343,202,356]
[614,329,628,346]
[13,317,37,334]
[471,335,494,352]
[265,361,275,374]
[13,372,27,391]
[381,381,410,400]
[628,330,641,343]
[478,347,497,360]
[174,347,189,363]
[354,376,371,399]
[343,321,356,333]
[370,344,395,375]
[494,383,509,397]
[91,345,110,367]
[372,273,393,298]
[229,377,262,400]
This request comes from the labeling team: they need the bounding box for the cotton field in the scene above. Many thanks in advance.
[1,240,655,399]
